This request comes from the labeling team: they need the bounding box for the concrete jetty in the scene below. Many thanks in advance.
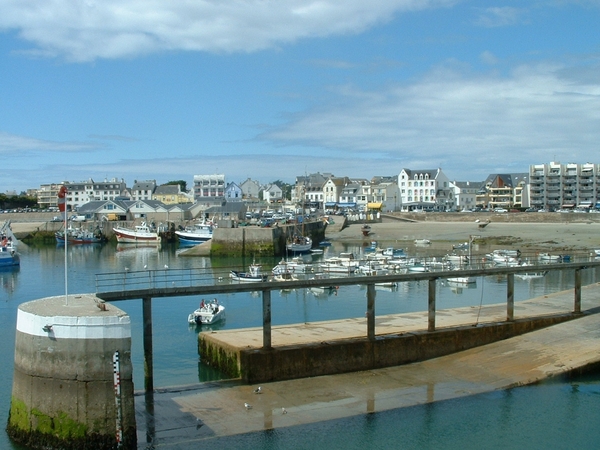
[8,294,137,449]
[135,284,600,447]
[199,282,594,383]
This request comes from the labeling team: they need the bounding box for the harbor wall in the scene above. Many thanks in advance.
[200,313,578,384]
[210,221,326,257]
[7,295,136,450]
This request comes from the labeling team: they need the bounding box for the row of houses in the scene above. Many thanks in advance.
[33,161,600,218]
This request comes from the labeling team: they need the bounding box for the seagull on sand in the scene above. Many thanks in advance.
[253,386,262,394]
[244,402,252,410]
[281,407,287,415]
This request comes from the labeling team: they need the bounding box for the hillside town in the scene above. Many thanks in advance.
[3,161,600,222]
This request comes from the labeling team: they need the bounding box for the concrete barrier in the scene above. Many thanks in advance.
[7,294,136,449]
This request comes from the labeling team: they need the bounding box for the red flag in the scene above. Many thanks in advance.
[57,185,68,218]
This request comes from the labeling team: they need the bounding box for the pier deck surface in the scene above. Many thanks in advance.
[136,283,600,448]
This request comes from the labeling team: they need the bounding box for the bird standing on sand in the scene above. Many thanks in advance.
[282,407,287,415]
[254,386,262,394]
[244,402,252,410]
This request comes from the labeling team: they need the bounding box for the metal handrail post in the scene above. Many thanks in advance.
[428,278,436,332]
[507,273,514,321]
[366,283,375,340]
[574,268,582,313]
[262,289,272,349]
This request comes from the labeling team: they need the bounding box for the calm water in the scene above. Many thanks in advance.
[1,240,599,449]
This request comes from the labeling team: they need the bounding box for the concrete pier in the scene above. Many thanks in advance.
[135,284,600,447]
[199,283,598,383]
[7,294,136,449]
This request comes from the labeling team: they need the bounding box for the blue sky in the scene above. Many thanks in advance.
[1,0,599,194]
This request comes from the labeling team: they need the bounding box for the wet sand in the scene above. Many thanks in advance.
[327,219,600,253]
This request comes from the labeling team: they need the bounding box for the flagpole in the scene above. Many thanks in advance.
[58,185,68,305]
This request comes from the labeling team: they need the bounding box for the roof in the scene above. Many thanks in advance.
[154,185,180,195]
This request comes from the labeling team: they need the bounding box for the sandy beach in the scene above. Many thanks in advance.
[326,218,600,254]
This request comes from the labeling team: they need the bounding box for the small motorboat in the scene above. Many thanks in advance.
[188,299,226,325]
[538,253,562,262]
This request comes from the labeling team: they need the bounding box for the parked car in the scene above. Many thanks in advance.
[494,208,508,213]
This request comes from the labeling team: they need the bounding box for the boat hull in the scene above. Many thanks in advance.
[113,227,161,245]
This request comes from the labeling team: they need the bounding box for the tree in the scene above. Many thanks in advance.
[166,180,187,192]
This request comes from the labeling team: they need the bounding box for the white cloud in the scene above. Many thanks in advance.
[0,0,456,62]
[0,132,102,154]
[259,62,600,179]
[474,7,526,27]
[480,50,499,65]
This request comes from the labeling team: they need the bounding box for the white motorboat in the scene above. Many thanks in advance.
[447,276,476,284]
[538,253,562,262]
[175,219,214,246]
[445,254,469,265]
[113,222,161,245]
[406,259,429,272]
[188,299,225,325]
[414,239,431,245]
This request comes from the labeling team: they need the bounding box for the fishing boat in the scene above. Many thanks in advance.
[175,219,214,246]
[287,235,313,253]
[230,263,268,282]
[55,227,104,244]
[0,236,19,268]
[113,222,161,245]
[188,299,225,325]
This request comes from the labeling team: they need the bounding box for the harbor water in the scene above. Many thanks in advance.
[1,240,599,449]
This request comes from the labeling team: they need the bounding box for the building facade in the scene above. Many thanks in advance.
[398,168,453,211]
[37,178,127,211]
[529,162,599,211]
[476,174,529,210]
[193,174,225,201]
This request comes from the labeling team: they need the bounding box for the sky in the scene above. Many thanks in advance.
[1,0,599,194]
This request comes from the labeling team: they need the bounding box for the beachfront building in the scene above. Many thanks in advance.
[398,168,453,212]
[476,173,529,210]
[529,162,600,211]
[292,173,330,209]
[371,179,401,212]
[451,181,482,211]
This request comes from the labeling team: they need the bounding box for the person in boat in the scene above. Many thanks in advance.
[200,299,205,309]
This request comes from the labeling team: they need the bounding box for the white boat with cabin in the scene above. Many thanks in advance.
[113,222,161,245]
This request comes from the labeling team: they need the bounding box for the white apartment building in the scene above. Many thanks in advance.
[193,174,225,200]
[130,180,157,201]
[37,178,127,211]
[529,162,600,210]
[398,168,453,211]
[451,181,480,211]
